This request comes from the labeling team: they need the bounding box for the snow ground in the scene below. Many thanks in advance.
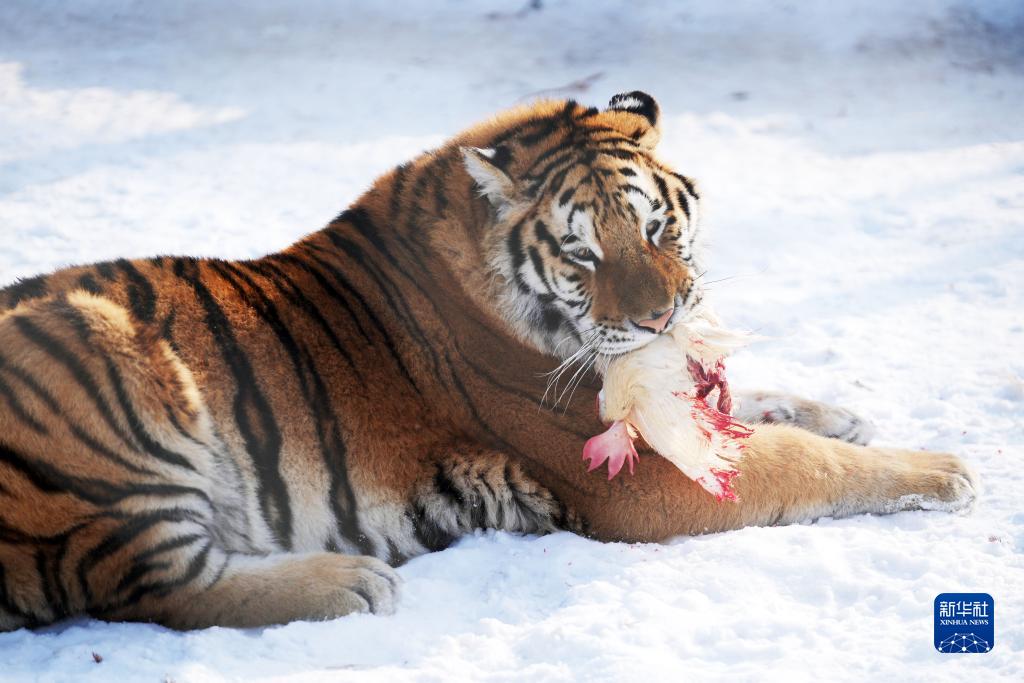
[1,1,1022,680]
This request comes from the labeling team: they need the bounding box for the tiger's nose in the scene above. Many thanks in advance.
[633,307,674,333]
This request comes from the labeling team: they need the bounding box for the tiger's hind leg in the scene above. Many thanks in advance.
[89,531,401,629]
[0,291,400,629]
[732,390,876,445]
[0,515,400,630]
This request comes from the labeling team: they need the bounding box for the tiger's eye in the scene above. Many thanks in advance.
[646,219,661,240]
[571,246,596,262]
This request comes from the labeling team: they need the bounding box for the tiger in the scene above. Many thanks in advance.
[0,91,977,631]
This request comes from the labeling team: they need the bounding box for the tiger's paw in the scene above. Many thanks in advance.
[732,390,876,445]
[302,554,402,618]
[337,556,402,616]
[885,451,981,515]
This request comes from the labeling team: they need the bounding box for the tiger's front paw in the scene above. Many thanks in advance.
[336,555,403,616]
[303,554,402,618]
[733,390,876,445]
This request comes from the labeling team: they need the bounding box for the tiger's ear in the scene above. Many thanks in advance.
[607,91,661,149]
[461,147,516,213]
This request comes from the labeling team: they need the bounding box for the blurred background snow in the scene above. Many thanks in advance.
[0,1,1022,681]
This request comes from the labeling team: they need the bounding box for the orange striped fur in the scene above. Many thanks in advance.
[0,93,976,630]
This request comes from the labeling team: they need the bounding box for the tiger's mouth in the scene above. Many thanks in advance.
[591,292,691,357]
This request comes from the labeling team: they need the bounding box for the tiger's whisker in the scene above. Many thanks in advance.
[560,350,601,412]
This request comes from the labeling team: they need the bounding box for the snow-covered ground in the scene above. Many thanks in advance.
[1,1,1022,680]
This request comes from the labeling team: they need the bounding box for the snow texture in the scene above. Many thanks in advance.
[1,1,1022,680]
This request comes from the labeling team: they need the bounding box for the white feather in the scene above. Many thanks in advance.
[597,307,753,499]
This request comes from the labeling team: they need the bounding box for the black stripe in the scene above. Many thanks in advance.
[527,246,554,294]
[95,262,116,281]
[487,145,512,171]
[115,259,157,323]
[671,172,700,199]
[76,508,204,605]
[0,442,208,507]
[592,134,643,149]
[507,219,527,273]
[11,314,148,461]
[204,552,230,591]
[277,250,374,345]
[390,163,410,221]
[433,462,466,507]
[411,501,456,552]
[0,443,62,494]
[115,532,205,594]
[385,538,409,566]
[34,551,59,619]
[323,226,444,385]
[76,273,103,295]
[432,155,452,216]
[0,351,57,416]
[81,509,204,572]
[525,149,577,182]
[517,114,564,147]
[540,303,566,335]
[652,173,674,212]
[0,564,36,624]
[210,260,315,399]
[0,441,113,505]
[526,142,575,175]
[52,537,72,615]
[342,206,432,278]
[0,519,75,546]
[303,347,373,555]
[125,539,212,603]
[544,166,575,201]
[292,250,422,394]
[599,148,635,161]
[534,220,560,256]
[172,258,293,549]
[58,304,197,472]
[2,274,48,309]
[401,164,443,269]
[248,260,359,371]
[620,183,653,204]
[95,427,169,477]
[675,190,691,220]
[410,162,433,202]
[98,354,198,471]
[160,309,177,348]
[0,367,48,434]
[0,351,155,476]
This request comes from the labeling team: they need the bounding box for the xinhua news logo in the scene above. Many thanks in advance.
[934,593,994,653]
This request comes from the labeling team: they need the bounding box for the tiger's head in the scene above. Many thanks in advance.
[459,92,705,364]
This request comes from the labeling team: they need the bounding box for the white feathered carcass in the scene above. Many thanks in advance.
[582,308,754,501]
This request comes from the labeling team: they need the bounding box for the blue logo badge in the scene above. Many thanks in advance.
[934,593,994,653]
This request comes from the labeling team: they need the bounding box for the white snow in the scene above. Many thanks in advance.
[1,0,1023,680]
